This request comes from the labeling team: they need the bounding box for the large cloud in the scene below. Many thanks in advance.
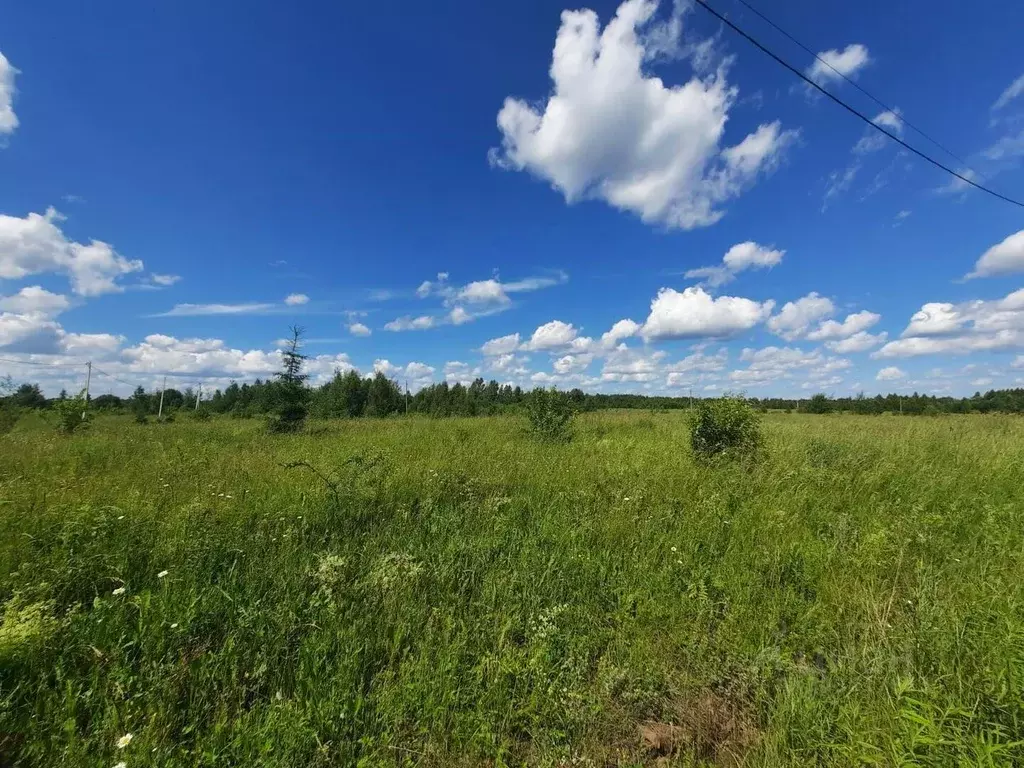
[966,230,1024,279]
[0,208,143,296]
[0,311,122,356]
[874,287,1024,357]
[491,0,796,229]
[0,286,70,316]
[640,286,774,340]
[766,292,834,341]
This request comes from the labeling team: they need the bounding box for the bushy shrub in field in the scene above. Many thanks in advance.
[689,396,762,460]
[191,407,212,422]
[524,387,576,442]
[0,402,18,436]
[53,391,90,435]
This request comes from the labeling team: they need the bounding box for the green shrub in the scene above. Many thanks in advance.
[53,391,90,435]
[0,402,18,436]
[689,396,763,460]
[191,408,212,422]
[524,387,575,442]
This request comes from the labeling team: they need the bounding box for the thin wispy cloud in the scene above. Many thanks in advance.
[152,302,277,317]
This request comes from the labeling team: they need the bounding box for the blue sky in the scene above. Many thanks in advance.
[2,0,1024,398]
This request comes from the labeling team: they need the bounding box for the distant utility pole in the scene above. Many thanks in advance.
[82,361,92,420]
[195,383,202,410]
[405,379,410,414]
[157,376,167,419]
[688,388,693,410]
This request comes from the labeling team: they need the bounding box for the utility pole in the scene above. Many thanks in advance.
[899,396,903,415]
[405,379,409,414]
[157,376,167,419]
[82,361,92,420]
[195,383,202,410]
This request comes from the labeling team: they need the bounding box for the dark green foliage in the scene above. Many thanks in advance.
[365,372,403,417]
[52,391,90,435]
[191,407,212,422]
[11,383,47,410]
[267,326,309,434]
[689,396,763,460]
[803,393,832,414]
[524,387,576,442]
[0,402,18,436]
[91,394,124,410]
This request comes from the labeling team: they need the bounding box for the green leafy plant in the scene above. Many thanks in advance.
[689,395,763,461]
[52,390,90,435]
[0,402,18,437]
[524,387,576,442]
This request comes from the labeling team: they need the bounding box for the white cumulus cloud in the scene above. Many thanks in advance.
[767,292,834,341]
[0,51,18,136]
[348,322,371,337]
[0,208,144,296]
[685,241,784,286]
[876,366,906,381]
[284,293,309,306]
[492,0,796,229]
[641,286,773,340]
[0,286,70,316]
[481,333,521,356]
[966,230,1024,279]
[806,310,880,341]
[522,320,580,351]
[874,287,1024,357]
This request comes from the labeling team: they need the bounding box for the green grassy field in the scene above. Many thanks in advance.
[1,412,1023,766]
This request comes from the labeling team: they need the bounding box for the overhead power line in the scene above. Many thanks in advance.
[91,366,140,390]
[0,356,87,369]
[727,0,975,173]
[692,0,1024,209]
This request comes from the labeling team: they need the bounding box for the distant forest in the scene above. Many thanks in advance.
[4,370,1024,417]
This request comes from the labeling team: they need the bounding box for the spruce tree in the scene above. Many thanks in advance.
[268,326,309,433]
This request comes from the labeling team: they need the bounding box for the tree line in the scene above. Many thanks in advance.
[4,373,1024,417]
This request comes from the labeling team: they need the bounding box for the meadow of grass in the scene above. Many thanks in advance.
[0,411,1023,766]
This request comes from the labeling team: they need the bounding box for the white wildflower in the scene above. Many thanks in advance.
[670,546,677,553]
[112,587,126,596]
[157,570,168,579]
[116,733,133,749]
[170,623,178,629]
[113,762,127,768]
[117,515,125,520]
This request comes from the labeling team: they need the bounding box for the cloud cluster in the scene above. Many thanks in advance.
[373,359,436,390]
[492,0,795,229]
[766,292,886,350]
[0,208,143,296]
[388,270,567,331]
[875,287,1024,357]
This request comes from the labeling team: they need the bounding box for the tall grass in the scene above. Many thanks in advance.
[0,412,1022,766]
